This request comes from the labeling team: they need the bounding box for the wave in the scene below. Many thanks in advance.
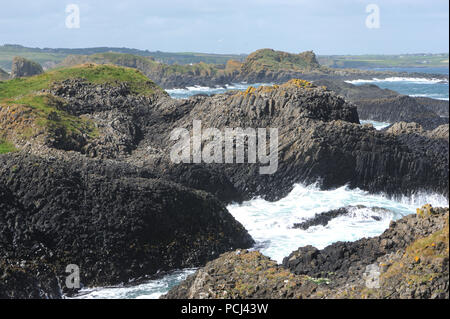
[71,268,196,299]
[166,83,273,99]
[227,184,448,263]
[410,94,449,101]
[360,120,391,130]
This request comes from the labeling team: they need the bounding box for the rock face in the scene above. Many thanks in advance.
[0,67,9,81]
[1,65,448,298]
[162,250,319,299]
[314,79,449,130]
[165,206,449,299]
[29,77,448,202]
[149,82,448,201]
[293,206,390,230]
[283,206,448,292]
[10,56,44,78]
[0,153,254,297]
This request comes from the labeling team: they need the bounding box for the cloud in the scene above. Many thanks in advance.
[0,0,447,54]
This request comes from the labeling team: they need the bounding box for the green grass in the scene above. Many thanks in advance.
[0,139,17,154]
[60,52,225,78]
[0,63,163,100]
[242,49,320,72]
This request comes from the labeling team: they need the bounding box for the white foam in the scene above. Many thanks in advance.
[227,184,448,263]
[410,94,449,101]
[165,82,273,99]
[71,268,196,299]
[360,120,391,130]
[71,184,448,299]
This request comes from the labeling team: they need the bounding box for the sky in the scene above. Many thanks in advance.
[0,0,448,55]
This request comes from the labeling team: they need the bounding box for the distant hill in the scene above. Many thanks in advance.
[55,49,449,89]
[2,44,448,72]
[0,44,246,71]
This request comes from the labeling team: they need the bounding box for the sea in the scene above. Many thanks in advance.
[73,67,449,299]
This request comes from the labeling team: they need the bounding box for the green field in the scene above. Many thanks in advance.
[0,139,16,154]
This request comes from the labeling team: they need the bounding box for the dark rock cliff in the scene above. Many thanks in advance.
[314,79,449,130]
[40,79,449,202]
[0,153,254,297]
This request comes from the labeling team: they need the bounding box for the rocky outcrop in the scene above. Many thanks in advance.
[164,206,449,299]
[293,206,390,230]
[283,206,448,289]
[0,152,254,297]
[1,63,449,299]
[357,96,448,130]
[314,79,449,130]
[0,67,8,81]
[149,82,448,200]
[415,97,449,118]
[427,124,449,140]
[37,78,448,202]
[162,250,319,299]
[10,56,43,79]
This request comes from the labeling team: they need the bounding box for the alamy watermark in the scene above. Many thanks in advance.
[170,120,279,175]
[65,264,80,289]
[365,4,380,29]
[65,4,80,29]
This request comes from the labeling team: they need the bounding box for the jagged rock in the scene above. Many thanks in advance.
[42,79,448,202]
[148,82,448,201]
[283,207,449,285]
[415,97,449,117]
[162,250,320,299]
[0,153,254,297]
[165,207,449,299]
[10,56,43,78]
[314,79,449,130]
[0,67,9,81]
[427,124,449,140]
[0,260,62,299]
[293,206,391,230]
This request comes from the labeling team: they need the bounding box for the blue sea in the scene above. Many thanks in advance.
[74,67,449,299]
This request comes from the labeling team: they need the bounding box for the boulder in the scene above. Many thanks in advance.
[10,56,44,78]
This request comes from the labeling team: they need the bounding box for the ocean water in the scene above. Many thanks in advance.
[74,67,449,299]
[74,269,196,299]
[360,120,390,130]
[166,82,272,99]
[228,184,448,263]
[346,67,449,101]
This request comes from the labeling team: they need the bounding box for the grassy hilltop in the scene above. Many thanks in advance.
[0,64,164,153]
